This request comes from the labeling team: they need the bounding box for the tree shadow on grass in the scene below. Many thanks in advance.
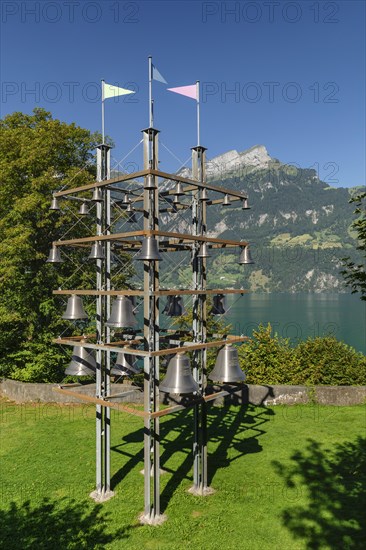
[0,497,130,550]
[273,436,366,550]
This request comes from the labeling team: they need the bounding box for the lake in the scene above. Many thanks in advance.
[225,293,366,353]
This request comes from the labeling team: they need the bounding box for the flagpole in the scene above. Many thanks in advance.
[196,81,200,146]
[149,56,153,128]
[101,79,105,144]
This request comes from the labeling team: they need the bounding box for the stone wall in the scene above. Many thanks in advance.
[1,378,365,406]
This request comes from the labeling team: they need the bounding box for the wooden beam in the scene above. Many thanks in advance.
[54,170,149,197]
[150,336,248,356]
[53,229,248,248]
[53,289,144,296]
[150,169,248,199]
[52,387,147,417]
[53,288,248,296]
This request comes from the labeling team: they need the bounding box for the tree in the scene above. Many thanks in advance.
[0,109,131,382]
[341,191,366,300]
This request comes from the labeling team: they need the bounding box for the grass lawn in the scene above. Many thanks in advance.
[0,399,365,549]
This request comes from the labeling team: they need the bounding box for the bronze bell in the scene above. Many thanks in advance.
[239,245,254,265]
[197,242,210,258]
[160,353,199,394]
[209,344,246,383]
[122,193,130,204]
[135,237,162,261]
[62,295,88,320]
[88,241,105,260]
[222,194,231,206]
[65,343,96,376]
[79,202,89,215]
[91,187,103,202]
[242,198,250,210]
[106,296,137,328]
[210,294,226,315]
[46,245,63,263]
[111,347,139,376]
[50,197,60,211]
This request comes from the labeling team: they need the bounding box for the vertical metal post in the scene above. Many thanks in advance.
[189,146,214,496]
[90,144,114,502]
[140,127,165,524]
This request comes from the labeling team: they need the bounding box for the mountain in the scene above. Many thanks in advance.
[162,146,364,293]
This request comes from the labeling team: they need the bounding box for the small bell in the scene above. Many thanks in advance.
[50,197,60,211]
[210,294,226,315]
[209,344,246,383]
[106,296,137,328]
[164,296,186,317]
[160,353,199,394]
[200,188,209,201]
[91,187,103,202]
[135,237,162,261]
[46,245,63,264]
[173,195,180,205]
[88,241,105,260]
[122,193,130,205]
[197,242,210,258]
[78,202,89,215]
[126,202,133,213]
[222,194,231,206]
[239,245,254,265]
[175,182,184,196]
[62,295,88,320]
[145,175,156,189]
[242,198,250,210]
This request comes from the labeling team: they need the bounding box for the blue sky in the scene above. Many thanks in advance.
[1,0,365,187]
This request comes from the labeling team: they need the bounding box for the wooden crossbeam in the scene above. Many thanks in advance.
[53,168,247,200]
[53,335,248,356]
[53,229,248,248]
[53,288,248,296]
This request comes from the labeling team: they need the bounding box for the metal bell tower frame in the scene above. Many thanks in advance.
[50,126,252,524]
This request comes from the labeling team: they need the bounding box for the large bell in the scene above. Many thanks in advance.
[160,353,199,394]
[145,174,156,189]
[62,295,88,320]
[65,344,96,376]
[209,344,246,383]
[210,294,226,315]
[79,202,89,215]
[197,242,210,258]
[91,187,103,202]
[239,245,254,265]
[50,197,60,211]
[135,237,162,261]
[106,296,137,328]
[88,241,105,260]
[111,348,139,376]
[46,245,63,263]
[164,296,186,317]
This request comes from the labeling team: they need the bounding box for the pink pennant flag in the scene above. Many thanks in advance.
[167,84,197,101]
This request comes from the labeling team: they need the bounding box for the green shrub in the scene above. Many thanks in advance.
[238,324,300,384]
[292,337,366,385]
[237,325,366,386]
